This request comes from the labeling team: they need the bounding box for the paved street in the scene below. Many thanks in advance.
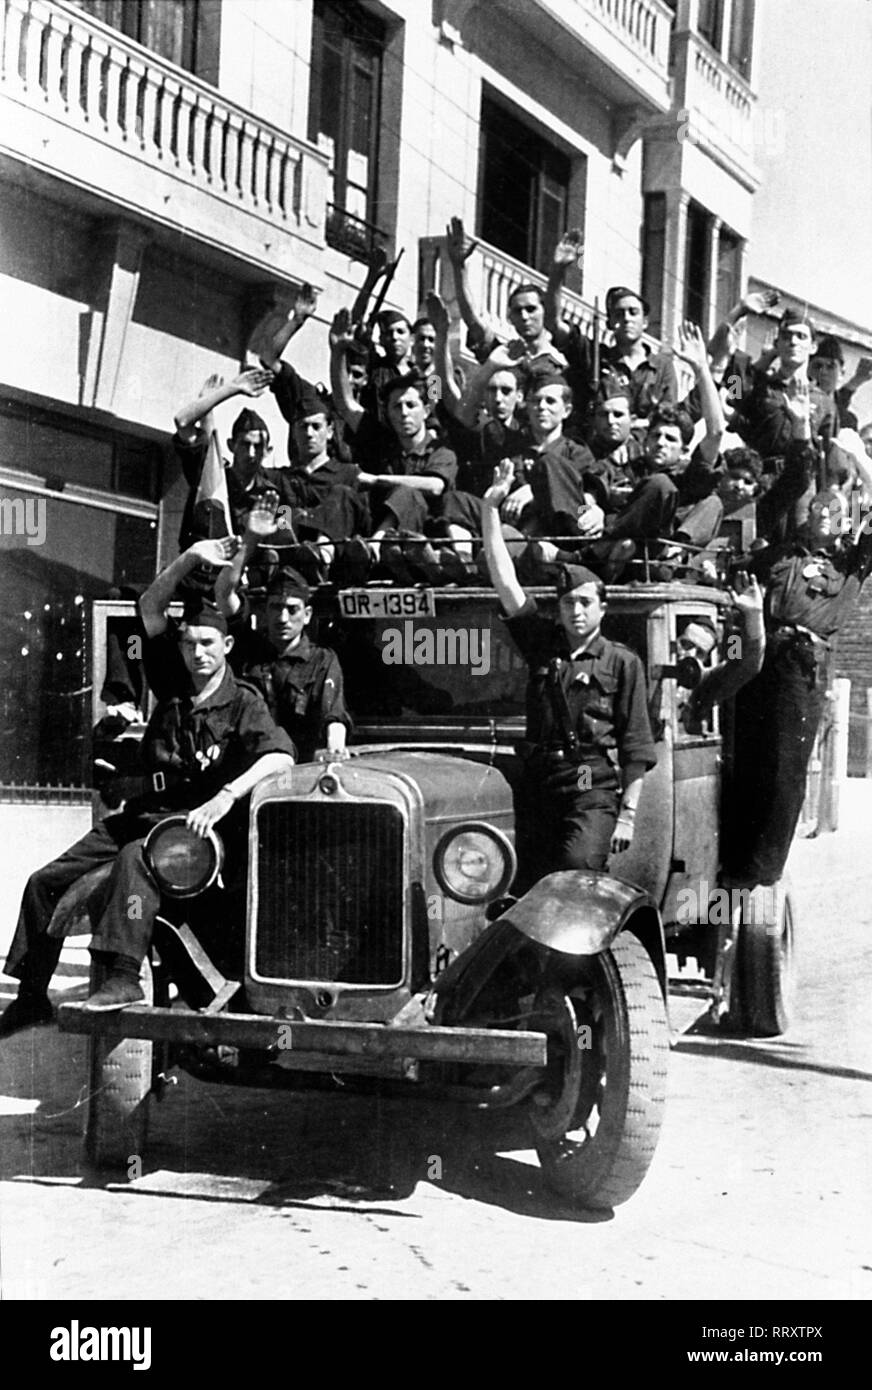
[1,786,871,1302]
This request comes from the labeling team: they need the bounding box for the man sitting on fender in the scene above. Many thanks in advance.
[482,461,656,885]
[0,543,295,1036]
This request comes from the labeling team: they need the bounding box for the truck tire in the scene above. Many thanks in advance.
[529,931,668,1210]
[731,881,797,1037]
[84,958,154,1171]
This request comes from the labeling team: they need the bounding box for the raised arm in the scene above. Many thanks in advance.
[544,230,583,346]
[329,308,366,432]
[676,321,725,464]
[213,495,281,617]
[481,461,527,616]
[707,288,780,373]
[425,290,463,418]
[258,284,319,371]
[174,369,273,442]
[445,217,488,348]
[139,538,238,637]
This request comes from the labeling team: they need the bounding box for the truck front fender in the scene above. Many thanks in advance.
[496,871,667,997]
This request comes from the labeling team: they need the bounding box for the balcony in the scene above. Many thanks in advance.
[481,0,673,116]
[0,0,329,284]
[670,28,758,189]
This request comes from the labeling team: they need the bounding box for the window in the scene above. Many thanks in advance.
[642,193,667,338]
[0,407,160,789]
[310,0,387,262]
[727,0,755,79]
[684,201,710,327]
[715,226,742,325]
[69,1,215,74]
[696,0,725,51]
[479,95,573,276]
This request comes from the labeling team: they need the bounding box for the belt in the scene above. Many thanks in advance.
[768,623,830,652]
[520,741,612,764]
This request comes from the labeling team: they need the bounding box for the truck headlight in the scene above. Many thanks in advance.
[144,815,224,898]
[434,824,516,905]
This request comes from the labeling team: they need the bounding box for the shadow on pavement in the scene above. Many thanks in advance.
[674,1036,872,1084]
[0,1012,612,1223]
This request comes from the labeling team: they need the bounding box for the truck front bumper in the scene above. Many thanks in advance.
[58,1003,548,1068]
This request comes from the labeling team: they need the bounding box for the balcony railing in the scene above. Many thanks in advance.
[583,0,671,71]
[0,0,328,272]
[419,234,671,369]
[671,28,757,177]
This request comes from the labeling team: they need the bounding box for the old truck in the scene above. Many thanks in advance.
[58,578,796,1210]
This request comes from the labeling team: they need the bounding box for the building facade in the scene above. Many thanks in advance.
[1,0,770,820]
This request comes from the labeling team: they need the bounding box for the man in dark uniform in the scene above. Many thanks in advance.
[173,387,296,547]
[0,549,295,1036]
[482,461,656,883]
[226,563,351,763]
[725,488,872,885]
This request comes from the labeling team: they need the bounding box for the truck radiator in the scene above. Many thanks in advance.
[254,801,405,985]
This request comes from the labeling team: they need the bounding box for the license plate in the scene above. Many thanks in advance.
[338,588,436,618]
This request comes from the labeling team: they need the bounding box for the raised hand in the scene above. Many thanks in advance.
[445,216,477,266]
[730,571,763,614]
[292,283,319,321]
[854,356,872,386]
[783,375,811,423]
[484,459,516,509]
[675,321,709,375]
[233,366,274,397]
[329,307,357,352]
[552,229,584,268]
[189,536,239,568]
[742,288,780,316]
[244,491,280,540]
[425,290,450,335]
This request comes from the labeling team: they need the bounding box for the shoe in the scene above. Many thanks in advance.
[0,992,53,1039]
[83,975,145,1012]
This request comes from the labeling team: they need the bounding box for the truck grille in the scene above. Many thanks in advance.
[254,801,405,985]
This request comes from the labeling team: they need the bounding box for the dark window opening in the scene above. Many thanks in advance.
[642,193,667,339]
[684,201,710,327]
[69,0,211,74]
[727,0,755,79]
[697,0,725,51]
[479,94,573,276]
[310,0,387,261]
[715,226,742,326]
[0,407,160,789]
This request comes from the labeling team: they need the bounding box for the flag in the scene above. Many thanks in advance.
[192,421,232,539]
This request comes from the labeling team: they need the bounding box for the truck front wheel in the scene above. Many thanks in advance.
[529,932,668,1210]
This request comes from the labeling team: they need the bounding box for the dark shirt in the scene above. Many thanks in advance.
[508,435,608,526]
[270,362,358,466]
[437,411,527,496]
[234,630,351,764]
[731,368,836,459]
[590,436,645,508]
[174,429,297,547]
[381,432,458,489]
[504,600,656,770]
[753,536,872,642]
[139,665,295,813]
[556,328,679,421]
